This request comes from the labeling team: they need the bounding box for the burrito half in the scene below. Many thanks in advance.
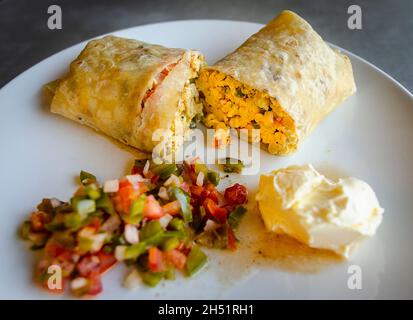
[196,10,356,154]
[50,35,205,155]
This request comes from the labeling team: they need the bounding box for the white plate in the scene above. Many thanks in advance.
[1,20,413,300]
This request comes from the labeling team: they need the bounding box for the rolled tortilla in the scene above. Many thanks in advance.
[196,10,356,154]
[50,35,205,155]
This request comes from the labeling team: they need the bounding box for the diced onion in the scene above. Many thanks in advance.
[101,215,121,232]
[126,174,145,185]
[204,219,219,232]
[159,214,173,229]
[103,179,119,193]
[70,277,88,290]
[90,233,107,253]
[115,245,127,261]
[158,187,169,201]
[164,174,180,187]
[124,225,139,244]
[196,171,204,187]
[123,268,141,290]
[50,198,62,208]
[143,160,150,177]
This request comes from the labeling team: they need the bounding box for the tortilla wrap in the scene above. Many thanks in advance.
[50,35,205,154]
[197,10,356,154]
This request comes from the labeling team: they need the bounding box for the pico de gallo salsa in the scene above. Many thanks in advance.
[19,158,248,297]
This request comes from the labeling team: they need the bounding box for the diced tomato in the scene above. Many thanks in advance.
[162,200,181,216]
[204,183,216,192]
[97,251,117,274]
[118,179,132,189]
[190,185,204,197]
[227,227,237,251]
[44,242,66,259]
[88,217,101,231]
[114,180,137,213]
[176,242,191,256]
[143,195,164,219]
[207,189,220,204]
[203,198,228,224]
[76,255,100,277]
[30,211,49,232]
[131,165,144,175]
[148,247,166,273]
[164,249,186,270]
[87,272,103,296]
[133,181,149,194]
[151,174,160,184]
[224,183,248,205]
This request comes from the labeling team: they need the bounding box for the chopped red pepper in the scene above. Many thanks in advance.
[148,247,166,273]
[76,254,100,277]
[97,251,117,274]
[164,249,186,270]
[203,198,228,224]
[162,200,181,216]
[224,183,248,205]
[227,227,237,251]
[87,272,103,296]
[143,195,164,219]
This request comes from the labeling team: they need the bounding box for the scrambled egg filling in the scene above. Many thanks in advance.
[169,53,204,154]
[196,70,298,154]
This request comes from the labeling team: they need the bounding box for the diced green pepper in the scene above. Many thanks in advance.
[221,158,244,174]
[151,164,178,180]
[168,217,185,231]
[37,198,59,214]
[195,224,228,249]
[75,199,96,216]
[207,171,220,186]
[171,187,192,223]
[45,222,66,232]
[28,232,48,247]
[186,245,208,277]
[228,206,247,230]
[19,221,31,240]
[141,271,163,287]
[162,237,180,251]
[164,268,175,280]
[64,213,83,230]
[163,230,186,239]
[124,242,147,260]
[85,184,101,200]
[235,87,246,98]
[95,193,115,215]
[78,237,94,252]
[140,220,164,245]
[126,195,146,225]
[194,163,208,175]
[79,170,96,185]
[192,206,206,231]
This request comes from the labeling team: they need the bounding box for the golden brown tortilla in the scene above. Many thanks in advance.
[50,35,205,155]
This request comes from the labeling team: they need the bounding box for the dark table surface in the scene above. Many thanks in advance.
[1,0,412,92]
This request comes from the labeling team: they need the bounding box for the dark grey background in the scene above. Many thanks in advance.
[1,0,412,91]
